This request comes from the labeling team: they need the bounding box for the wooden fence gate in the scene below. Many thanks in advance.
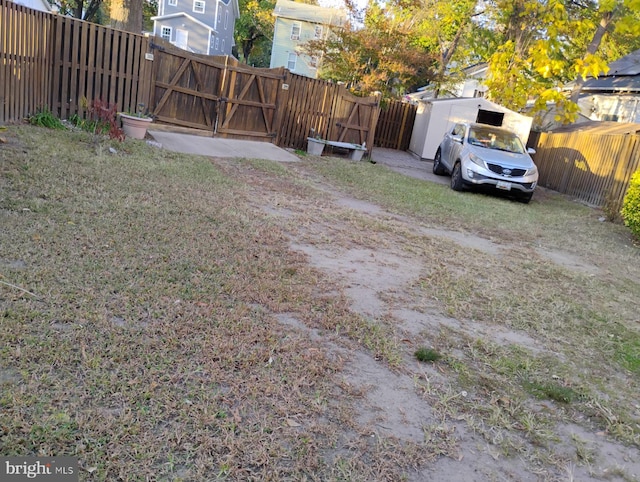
[149,40,286,141]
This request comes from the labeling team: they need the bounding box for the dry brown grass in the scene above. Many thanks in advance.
[0,127,432,480]
[2,125,639,481]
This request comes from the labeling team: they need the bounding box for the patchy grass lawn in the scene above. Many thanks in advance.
[1,126,639,481]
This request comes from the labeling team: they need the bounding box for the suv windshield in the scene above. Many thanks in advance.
[467,127,524,154]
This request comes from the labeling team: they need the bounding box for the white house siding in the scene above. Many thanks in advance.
[156,16,211,54]
[580,95,640,124]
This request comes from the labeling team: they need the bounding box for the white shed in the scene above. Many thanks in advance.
[409,98,533,160]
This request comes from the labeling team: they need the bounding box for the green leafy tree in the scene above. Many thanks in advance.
[481,0,640,122]
[303,0,439,98]
[143,0,158,32]
[410,0,481,97]
[234,0,276,66]
[54,0,155,27]
[56,0,106,22]
[621,169,640,239]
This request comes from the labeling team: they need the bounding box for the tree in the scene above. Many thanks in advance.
[410,0,482,97]
[234,0,276,66]
[110,0,144,33]
[54,0,154,28]
[56,0,105,22]
[480,0,640,123]
[143,0,158,32]
[302,0,440,98]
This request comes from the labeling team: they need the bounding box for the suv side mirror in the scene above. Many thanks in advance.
[452,135,463,144]
[527,147,536,155]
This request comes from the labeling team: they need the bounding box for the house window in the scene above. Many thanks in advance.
[168,0,177,5]
[161,26,172,41]
[291,22,301,40]
[314,25,322,39]
[221,39,225,52]
[309,56,318,69]
[224,10,229,29]
[193,0,205,13]
[287,52,297,70]
[215,37,219,50]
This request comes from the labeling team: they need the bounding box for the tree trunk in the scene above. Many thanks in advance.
[110,0,144,34]
[570,11,613,104]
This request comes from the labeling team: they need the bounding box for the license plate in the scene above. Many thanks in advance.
[496,181,512,191]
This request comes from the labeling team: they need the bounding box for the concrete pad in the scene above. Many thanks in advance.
[148,130,300,162]
[370,147,449,186]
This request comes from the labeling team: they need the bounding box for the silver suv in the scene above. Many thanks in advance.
[433,122,538,203]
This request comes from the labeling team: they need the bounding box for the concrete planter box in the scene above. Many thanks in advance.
[120,113,153,139]
[307,137,325,156]
[350,148,365,161]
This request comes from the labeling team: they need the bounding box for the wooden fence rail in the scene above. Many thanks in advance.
[533,130,640,211]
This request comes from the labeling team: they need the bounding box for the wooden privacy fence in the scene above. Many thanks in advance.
[277,72,380,151]
[0,0,52,123]
[49,15,152,121]
[0,0,151,124]
[374,100,416,150]
[146,40,382,151]
[1,0,411,153]
[533,130,640,210]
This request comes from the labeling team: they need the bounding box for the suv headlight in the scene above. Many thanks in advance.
[525,165,538,176]
[468,153,485,168]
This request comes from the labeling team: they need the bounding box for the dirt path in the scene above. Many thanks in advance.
[212,153,639,482]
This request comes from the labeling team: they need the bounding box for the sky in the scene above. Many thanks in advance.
[319,0,368,11]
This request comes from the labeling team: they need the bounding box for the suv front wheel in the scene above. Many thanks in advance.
[433,149,446,175]
[451,162,465,191]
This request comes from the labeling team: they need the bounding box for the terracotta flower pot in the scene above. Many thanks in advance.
[119,113,152,139]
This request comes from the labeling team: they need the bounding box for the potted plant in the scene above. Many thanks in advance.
[119,103,153,139]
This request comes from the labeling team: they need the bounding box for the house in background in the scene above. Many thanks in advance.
[151,0,239,56]
[405,63,489,103]
[569,49,640,123]
[270,0,346,78]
